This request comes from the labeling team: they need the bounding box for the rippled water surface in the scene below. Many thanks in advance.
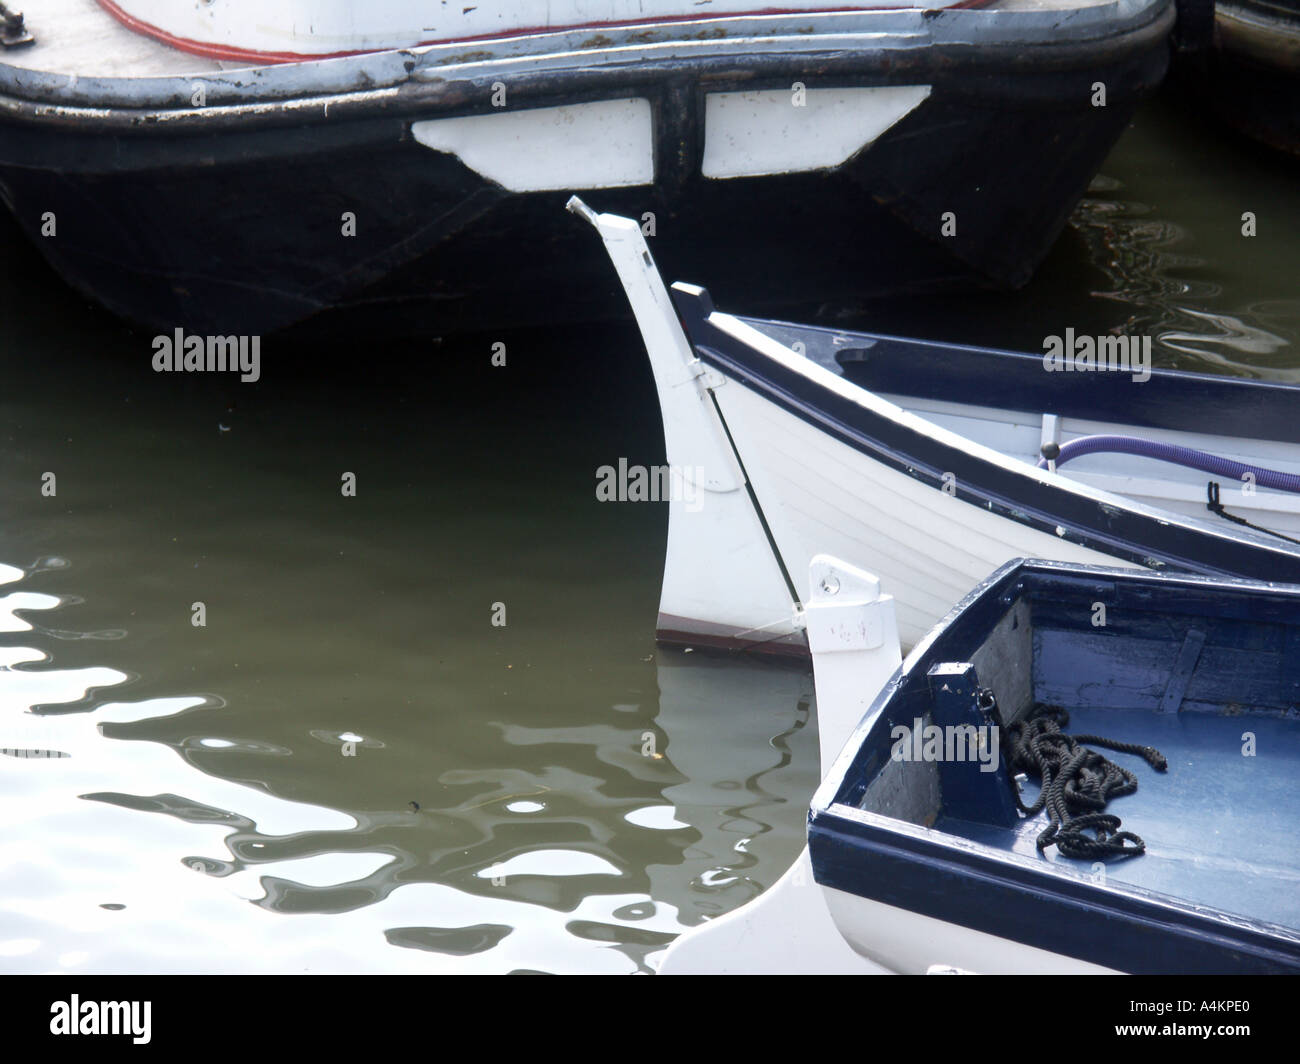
[1,95,1297,973]
[855,96,1300,375]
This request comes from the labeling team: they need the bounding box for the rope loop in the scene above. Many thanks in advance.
[1006,705,1167,860]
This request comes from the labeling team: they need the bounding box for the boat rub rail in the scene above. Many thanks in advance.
[0,0,1174,128]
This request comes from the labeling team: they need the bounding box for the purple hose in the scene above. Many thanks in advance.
[1037,434,1300,495]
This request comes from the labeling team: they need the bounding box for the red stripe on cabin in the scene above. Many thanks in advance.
[95,0,989,66]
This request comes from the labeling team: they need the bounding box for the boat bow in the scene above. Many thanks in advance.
[569,196,806,654]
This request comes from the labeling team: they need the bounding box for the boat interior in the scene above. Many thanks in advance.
[839,562,1300,937]
[746,315,1300,540]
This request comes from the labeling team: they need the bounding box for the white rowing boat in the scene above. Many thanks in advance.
[573,199,1300,654]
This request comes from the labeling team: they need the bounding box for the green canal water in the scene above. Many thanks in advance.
[1,95,1297,973]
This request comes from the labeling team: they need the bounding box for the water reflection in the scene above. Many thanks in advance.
[1070,185,1300,375]
[845,98,1300,377]
[1,559,816,973]
[1063,100,1300,375]
[4,94,1300,975]
[1159,308,1297,373]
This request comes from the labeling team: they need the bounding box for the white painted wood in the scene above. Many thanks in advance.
[702,86,931,179]
[703,309,1300,648]
[571,199,800,647]
[714,376,1122,648]
[105,1,956,55]
[1039,412,1060,471]
[589,206,1300,654]
[657,847,891,974]
[412,99,653,191]
[659,553,903,974]
[805,555,901,773]
[821,887,1117,974]
[899,392,1300,533]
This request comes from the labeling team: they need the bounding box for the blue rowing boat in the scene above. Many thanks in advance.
[808,559,1300,974]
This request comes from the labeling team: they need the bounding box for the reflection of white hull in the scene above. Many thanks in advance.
[660,847,890,974]
[650,651,818,924]
[658,555,902,974]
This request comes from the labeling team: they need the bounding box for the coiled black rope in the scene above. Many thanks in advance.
[1005,705,1167,860]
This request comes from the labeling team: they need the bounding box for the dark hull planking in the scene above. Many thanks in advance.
[0,7,1173,337]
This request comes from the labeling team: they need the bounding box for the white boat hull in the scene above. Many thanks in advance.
[704,375,1121,649]
[820,886,1116,974]
[575,203,1300,655]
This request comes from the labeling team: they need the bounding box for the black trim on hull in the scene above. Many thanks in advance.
[767,322,1300,444]
[811,808,1300,972]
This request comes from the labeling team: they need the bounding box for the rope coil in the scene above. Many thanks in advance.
[1005,705,1167,860]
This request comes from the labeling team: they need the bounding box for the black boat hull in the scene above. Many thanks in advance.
[0,6,1174,337]
[1175,0,1300,157]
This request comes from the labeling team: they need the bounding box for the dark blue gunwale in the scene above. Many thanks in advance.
[805,559,1300,974]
